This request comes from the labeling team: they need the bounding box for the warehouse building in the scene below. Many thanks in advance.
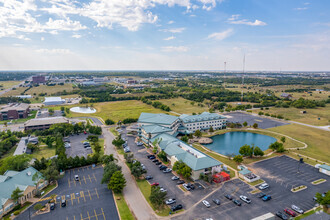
[24,116,69,131]
[43,97,65,106]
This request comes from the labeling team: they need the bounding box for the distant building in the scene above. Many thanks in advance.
[15,95,32,99]
[32,75,46,84]
[24,116,69,131]
[0,103,30,120]
[43,97,65,106]
[0,167,47,218]
[281,93,292,99]
[179,112,227,132]
[127,80,137,84]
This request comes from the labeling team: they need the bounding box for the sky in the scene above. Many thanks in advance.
[0,0,330,71]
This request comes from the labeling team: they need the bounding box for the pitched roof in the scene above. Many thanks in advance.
[0,167,42,206]
[138,113,178,125]
[319,164,330,171]
[179,112,226,123]
[141,125,173,134]
[0,103,29,112]
[151,133,222,171]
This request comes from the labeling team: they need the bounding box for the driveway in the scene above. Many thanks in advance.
[65,133,93,158]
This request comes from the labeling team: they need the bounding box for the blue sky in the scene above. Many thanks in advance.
[0,0,329,71]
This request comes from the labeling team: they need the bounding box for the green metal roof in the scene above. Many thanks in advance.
[138,113,179,125]
[141,125,173,134]
[152,133,222,171]
[0,167,42,206]
[319,164,330,171]
[180,112,226,123]
[238,169,252,175]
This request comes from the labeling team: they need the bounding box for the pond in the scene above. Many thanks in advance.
[204,131,276,156]
[70,107,96,114]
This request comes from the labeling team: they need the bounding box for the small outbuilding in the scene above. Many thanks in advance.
[318,164,330,176]
[213,172,230,183]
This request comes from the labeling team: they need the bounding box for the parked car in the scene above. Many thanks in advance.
[148,155,156,160]
[257,192,266,198]
[159,165,167,170]
[61,199,66,207]
[165,198,176,205]
[64,142,71,148]
[262,195,272,201]
[291,205,304,214]
[160,187,167,192]
[172,176,179,181]
[232,199,241,206]
[74,175,79,181]
[202,200,211,208]
[50,203,55,210]
[152,159,159,163]
[177,180,185,185]
[284,208,296,217]
[182,183,192,191]
[276,211,288,220]
[124,147,131,153]
[147,154,154,158]
[151,182,159,186]
[259,183,269,190]
[171,204,183,212]
[155,161,161,165]
[225,194,233,200]
[187,183,195,190]
[163,168,172,173]
[136,142,144,146]
[239,195,251,204]
[145,175,153,180]
[212,199,221,205]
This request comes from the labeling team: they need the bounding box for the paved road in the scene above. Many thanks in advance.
[102,126,157,220]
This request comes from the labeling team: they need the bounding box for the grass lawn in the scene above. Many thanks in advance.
[0,81,21,89]
[26,84,76,96]
[57,100,168,122]
[1,145,16,159]
[159,97,209,114]
[136,179,171,216]
[112,92,159,98]
[0,87,26,97]
[32,145,56,160]
[113,193,135,220]
[110,127,119,137]
[269,124,330,164]
[252,105,330,126]
[39,183,57,198]
[248,179,264,186]
[0,110,37,124]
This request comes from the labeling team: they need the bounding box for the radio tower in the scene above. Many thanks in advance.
[241,54,245,102]
[224,61,227,88]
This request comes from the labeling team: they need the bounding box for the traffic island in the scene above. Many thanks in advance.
[291,185,307,193]
[311,179,326,185]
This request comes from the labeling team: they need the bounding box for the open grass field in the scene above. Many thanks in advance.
[26,84,76,96]
[0,87,26,97]
[111,92,159,98]
[252,105,330,126]
[56,100,168,122]
[32,145,56,160]
[0,81,21,90]
[268,124,330,164]
[114,193,135,220]
[159,97,209,114]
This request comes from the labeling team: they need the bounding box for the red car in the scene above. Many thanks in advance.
[83,131,87,134]
[151,182,159,186]
[284,208,296,217]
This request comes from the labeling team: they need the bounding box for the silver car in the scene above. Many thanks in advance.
[291,205,304,214]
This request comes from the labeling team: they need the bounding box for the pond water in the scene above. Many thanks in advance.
[204,131,276,156]
[70,107,96,114]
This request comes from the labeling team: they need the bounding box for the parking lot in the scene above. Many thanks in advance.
[17,165,119,220]
[65,133,94,158]
[224,112,289,129]
[36,109,63,118]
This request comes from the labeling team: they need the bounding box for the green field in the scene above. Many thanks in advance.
[114,193,135,220]
[1,84,76,97]
[58,100,169,122]
[32,145,56,160]
[252,105,330,126]
[159,97,209,114]
[0,81,21,90]
[269,124,330,164]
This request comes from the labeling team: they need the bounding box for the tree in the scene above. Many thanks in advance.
[239,145,254,157]
[243,121,248,127]
[101,162,121,184]
[11,187,23,204]
[181,135,189,143]
[131,161,145,179]
[158,150,168,162]
[34,203,44,211]
[112,135,125,149]
[252,123,258,129]
[105,119,115,125]
[32,172,44,196]
[41,161,59,183]
[281,136,286,143]
[124,153,134,164]
[233,155,243,164]
[0,154,31,174]
[315,191,330,206]
[209,126,214,133]
[194,130,202,138]
[173,160,192,179]
[108,170,126,193]
[149,186,167,209]
[253,147,264,156]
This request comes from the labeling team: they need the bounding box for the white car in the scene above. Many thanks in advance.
[239,195,251,204]
[165,198,176,205]
[202,200,211,208]
[291,205,304,214]
[258,183,269,190]
[160,187,167,193]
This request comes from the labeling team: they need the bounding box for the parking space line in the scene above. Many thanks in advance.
[74,179,77,187]
[94,209,98,220]
[79,179,82,185]
[77,196,80,204]
[87,211,91,220]
[93,173,97,182]
[95,188,99,199]
[88,175,92,183]
[88,190,92,200]
[83,176,87,184]
[74,216,76,220]
[101,208,106,220]
[71,193,75,205]
[81,191,86,202]
[80,213,83,220]
[68,178,71,187]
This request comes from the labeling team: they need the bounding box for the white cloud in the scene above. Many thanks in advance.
[35,48,73,54]
[164,36,176,41]
[228,15,267,26]
[198,0,223,10]
[294,7,308,11]
[72,34,82,39]
[168,20,175,24]
[160,27,186,33]
[207,29,233,40]
[41,37,45,41]
[161,46,189,52]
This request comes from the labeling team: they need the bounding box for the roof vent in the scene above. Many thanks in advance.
[27,171,32,176]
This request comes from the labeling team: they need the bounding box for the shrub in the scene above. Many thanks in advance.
[14,211,20,216]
